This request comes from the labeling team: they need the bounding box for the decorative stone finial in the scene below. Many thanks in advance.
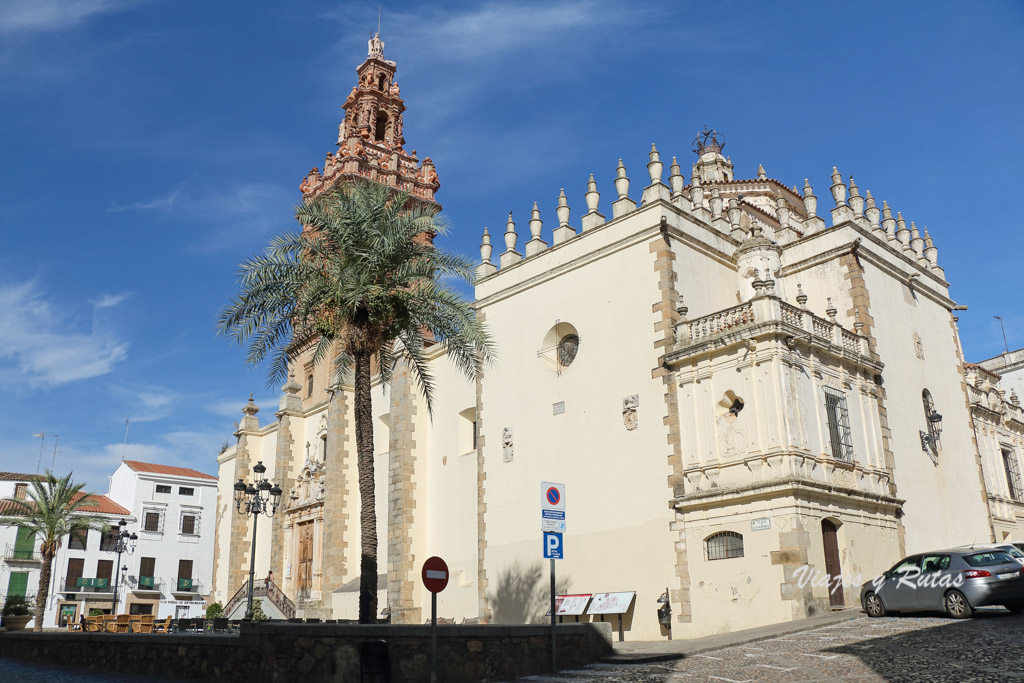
[614,159,630,199]
[830,167,847,206]
[751,268,765,297]
[368,32,385,59]
[689,173,704,208]
[826,297,837,324]
[727,197,741,226]
[763,268,776,296]
[677,295,688,320]
[648,143,663,184]
[585,174,600,212]
[480,227,493,263]
[848,177,864,217]
[796,283,808,309]
[881,201,896,238]
[669,157,684,196]
[284,369,301,395]
[1011,390,1020,407]
[709,188,723,218]
[529,202,543,240]
[556,189,570,227]
[504,212,518,251]
[854,310,865,334]
[775,196,790,229]
[757,164,766,179]
[895,212,910,248]
[864,190,880,229]
[923,229,938,264]
[243,394,259,416]
[910,221,924,256]
[803,179,817,217]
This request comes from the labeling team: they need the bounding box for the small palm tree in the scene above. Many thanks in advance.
[0,472,105,631]
[219,180,492,623]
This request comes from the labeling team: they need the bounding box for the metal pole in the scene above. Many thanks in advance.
[112,544,123,614]
[430,591,438,683]
[245,509,259,619]
[995,316,1010,354]
[550,558,556,673]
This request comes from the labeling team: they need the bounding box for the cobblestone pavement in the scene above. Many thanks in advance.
[516,609,1024,682]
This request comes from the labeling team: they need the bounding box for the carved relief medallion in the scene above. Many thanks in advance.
[622,395,639,431]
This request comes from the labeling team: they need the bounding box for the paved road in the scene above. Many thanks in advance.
[516,609,1024,682]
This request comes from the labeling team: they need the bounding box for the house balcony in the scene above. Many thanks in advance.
[131,575,164,595]
[668,292,881,374]
[171,578,202,597]
[3,544,42,564]
[62,577,112,594]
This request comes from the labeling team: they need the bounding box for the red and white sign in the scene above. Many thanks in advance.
[421,556,449,593]
[545,594,592,617]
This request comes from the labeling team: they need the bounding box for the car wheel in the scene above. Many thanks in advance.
[944,589,973,619]
[863,592,886,617]
[1005,601,1024,613]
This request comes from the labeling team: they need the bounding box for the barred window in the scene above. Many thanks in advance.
[1004,449,1023,502]
[143,510,163,533]
[99,527,119,551]
[823,387,854,462]
[705,531,744,561]
[178,487,194,496]
[180,513,199,535]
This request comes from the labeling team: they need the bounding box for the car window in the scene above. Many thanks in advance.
[997,545,1024,559]
[889,556,920,573]
[920,555,950,572]
[964,551,1015,567]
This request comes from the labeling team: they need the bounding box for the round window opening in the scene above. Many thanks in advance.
[557,334,580,368]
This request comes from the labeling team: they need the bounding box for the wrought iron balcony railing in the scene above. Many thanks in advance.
[3,544,42,563]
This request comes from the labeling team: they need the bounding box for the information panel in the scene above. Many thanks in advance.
[544,593,592,617]
[586,591,636,615]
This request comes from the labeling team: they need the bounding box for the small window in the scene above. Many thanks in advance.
[144,511,162,533]
[156,484,171,494]
[99,527,119,551]
[181,514,197,535]
[178,487,194,496]
[823,387,854,462]
[68,529,88,550]
[705,531,744,560]
[1004,449,1023,502]
[306,374,314,398]
[321,434,328,462]
[14,483,28,500]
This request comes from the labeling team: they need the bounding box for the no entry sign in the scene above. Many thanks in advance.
[421,556,449,593]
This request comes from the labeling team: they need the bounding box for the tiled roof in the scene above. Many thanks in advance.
[0,472,45,482]
[0,493,129,517]
[122,460,216,481]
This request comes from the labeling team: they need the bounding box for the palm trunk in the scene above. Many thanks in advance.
[34,548,53,632]
[355,350,377,623]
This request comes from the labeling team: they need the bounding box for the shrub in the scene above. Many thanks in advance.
[88,608,106,617]
[251,599,268,621]
[2,595,34,617]
[206,602,224,619]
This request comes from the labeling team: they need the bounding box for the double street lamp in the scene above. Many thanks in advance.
[233,461,282,619]
[108,518,137,614]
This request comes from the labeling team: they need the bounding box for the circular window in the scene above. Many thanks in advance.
[557,334,580,367]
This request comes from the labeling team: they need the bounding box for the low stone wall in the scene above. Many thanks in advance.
[0,622,613,682]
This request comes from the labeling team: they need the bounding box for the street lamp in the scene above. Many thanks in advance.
[233,461,283,619]
[108,518,138,614]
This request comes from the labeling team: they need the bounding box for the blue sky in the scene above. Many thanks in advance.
[1,1,1021,492]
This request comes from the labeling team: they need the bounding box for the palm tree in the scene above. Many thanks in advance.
[219,180,492,623]
[0,472,105,631]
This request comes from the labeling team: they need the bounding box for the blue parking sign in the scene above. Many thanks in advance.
[543,532,563,559]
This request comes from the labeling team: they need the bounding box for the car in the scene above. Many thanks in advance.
[861,548,1024,619]
[954,543,1024,567]
[1012,541,1024,555]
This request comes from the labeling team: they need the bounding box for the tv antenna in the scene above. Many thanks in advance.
[122,417,131,460]
[50,434,60,470]
[33,433,45,473]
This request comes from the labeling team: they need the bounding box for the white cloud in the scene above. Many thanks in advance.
[0,0,138,35]
[0,280,128,386]
[93,292,131,309]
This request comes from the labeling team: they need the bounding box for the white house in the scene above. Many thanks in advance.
[1,472,46,620]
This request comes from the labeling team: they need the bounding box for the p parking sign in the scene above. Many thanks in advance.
[543,532,563,559]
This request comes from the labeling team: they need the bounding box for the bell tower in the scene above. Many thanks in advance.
[299,32,441,208]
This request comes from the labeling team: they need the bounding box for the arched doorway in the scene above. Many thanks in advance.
[821,519,844,608]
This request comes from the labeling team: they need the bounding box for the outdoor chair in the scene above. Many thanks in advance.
[114,614,131,633]
[83,616,102,632]
[175,618,195,633]
[210,618,229,632]
[153,616,173,633]
[128,615,142,632]
[66,616,83,632]
[137,615,154,634]
[101,615,117,632]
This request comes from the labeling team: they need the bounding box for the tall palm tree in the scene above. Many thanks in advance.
[0,472,105,631]
[219,180,492,623]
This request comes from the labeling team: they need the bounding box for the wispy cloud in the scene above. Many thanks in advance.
[0,280,129,386]
[109,179,295,250]
[0,0,140,35]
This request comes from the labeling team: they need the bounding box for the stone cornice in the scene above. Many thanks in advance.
[673,475,904,512]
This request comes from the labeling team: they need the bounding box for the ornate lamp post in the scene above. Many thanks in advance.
[108,518,138,614]
[233,461,282,619]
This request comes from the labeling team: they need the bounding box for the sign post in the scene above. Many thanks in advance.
[541,482,565,673]
[421,556,449,683]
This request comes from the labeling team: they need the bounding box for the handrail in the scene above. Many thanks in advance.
[3,544,42,562]
[224,578,295,619]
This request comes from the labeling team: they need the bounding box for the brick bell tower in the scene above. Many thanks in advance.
[299,32,441,209]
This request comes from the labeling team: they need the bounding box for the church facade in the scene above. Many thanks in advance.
[211,36,1023,639]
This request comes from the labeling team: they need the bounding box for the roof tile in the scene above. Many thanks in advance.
[122,460,216,480]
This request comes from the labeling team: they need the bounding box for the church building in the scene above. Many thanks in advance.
[211,35,1022,639]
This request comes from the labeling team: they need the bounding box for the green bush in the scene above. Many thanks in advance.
[251,598,268,621]
[2,595,34,617]
[206,602,224,619]
[88,608,106,617]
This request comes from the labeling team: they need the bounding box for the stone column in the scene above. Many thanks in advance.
[388,360,421,624]
[320,384,353,599]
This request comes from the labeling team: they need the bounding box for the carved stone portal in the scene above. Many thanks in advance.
[623,395,639,431]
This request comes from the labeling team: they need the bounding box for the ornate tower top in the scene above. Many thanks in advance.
[298,34,441,208]
[691,126,734,184]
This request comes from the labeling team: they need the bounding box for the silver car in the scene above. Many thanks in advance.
[861,549,1024,618]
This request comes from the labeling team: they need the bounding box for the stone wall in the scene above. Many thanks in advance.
[0,622,612,683]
